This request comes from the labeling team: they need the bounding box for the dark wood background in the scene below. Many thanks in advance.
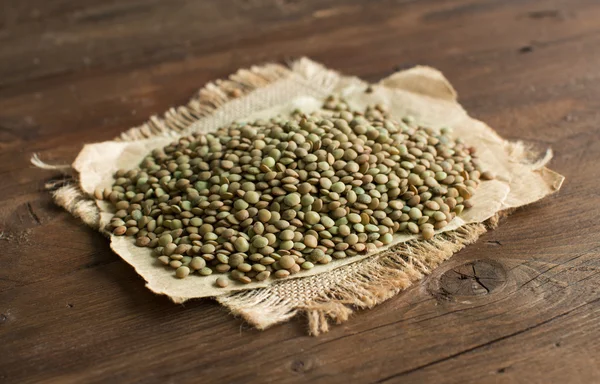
[1,0,598,383]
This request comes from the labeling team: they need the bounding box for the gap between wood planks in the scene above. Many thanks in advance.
[375,297,600,382]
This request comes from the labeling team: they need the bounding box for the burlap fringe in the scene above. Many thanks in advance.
[505,141,553,171]
[118,63,292,141]
[305,224,487,335]
[30,153,72,174]
[218,223,486,335]
[30,154,99,227]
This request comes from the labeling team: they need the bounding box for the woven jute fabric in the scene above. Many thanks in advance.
[35,58,563,335]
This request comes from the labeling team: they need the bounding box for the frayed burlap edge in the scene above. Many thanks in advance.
[218,222,490,335]
[32,58,547,335]
[116,63,293,141]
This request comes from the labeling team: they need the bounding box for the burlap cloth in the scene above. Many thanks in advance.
[35,58,564,335]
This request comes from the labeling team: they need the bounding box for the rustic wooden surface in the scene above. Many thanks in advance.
[0,0,598,382]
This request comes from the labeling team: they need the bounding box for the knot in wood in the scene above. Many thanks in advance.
[437,260,507,297]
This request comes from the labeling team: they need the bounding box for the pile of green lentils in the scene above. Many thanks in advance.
[96,97,493,287]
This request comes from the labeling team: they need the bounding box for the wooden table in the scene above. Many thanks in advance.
[1,0,597,382]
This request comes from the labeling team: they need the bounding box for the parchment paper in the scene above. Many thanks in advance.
[72,61,564,301]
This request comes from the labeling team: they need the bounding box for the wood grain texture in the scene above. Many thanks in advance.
[0,0,598,382]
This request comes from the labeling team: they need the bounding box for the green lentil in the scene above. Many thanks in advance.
[175,266,190,278]
[279,255,296,269]
[305,211,320,225]
[108,96,491,283]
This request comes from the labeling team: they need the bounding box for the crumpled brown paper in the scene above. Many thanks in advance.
[68,59,563,303]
